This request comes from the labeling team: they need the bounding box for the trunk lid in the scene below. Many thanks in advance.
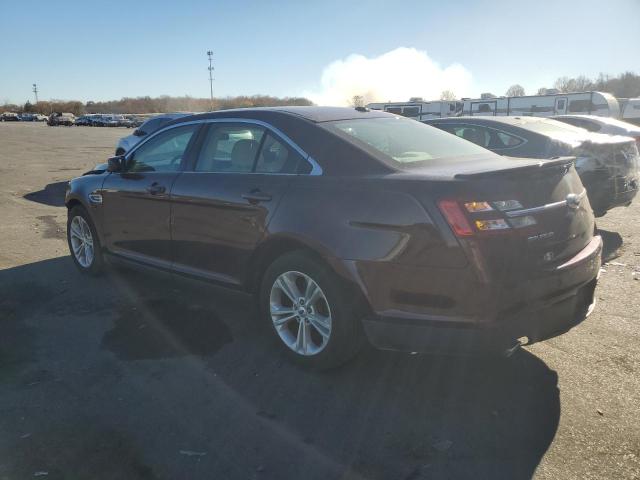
[403,156,595,282]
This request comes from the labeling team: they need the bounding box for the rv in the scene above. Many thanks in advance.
[461,91,619,118]
[366,100,463,121]
[620,98,640,126]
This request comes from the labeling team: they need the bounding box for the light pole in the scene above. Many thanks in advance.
[207,51,214,111]
[32,83,39,104]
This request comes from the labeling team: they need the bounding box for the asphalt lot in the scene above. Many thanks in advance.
[0,121,638,480]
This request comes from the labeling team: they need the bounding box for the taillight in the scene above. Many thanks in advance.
[438,200,473,236]
[438,199,534,237]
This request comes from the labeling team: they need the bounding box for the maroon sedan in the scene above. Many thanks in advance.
[65,107,602,369]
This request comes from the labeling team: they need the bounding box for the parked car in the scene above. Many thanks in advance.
[66,107,602,369]
[19,113,36,121]
[92,115,120,127]
[553,115,640,146]
[48,112,75,126]
[1,112,21,121]
[424,116,639,217]
[75,115,94,126]
[34,113,48,122]
[115,112,189,155]
[123,115,145,128]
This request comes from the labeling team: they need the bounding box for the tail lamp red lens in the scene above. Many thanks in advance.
[437,200,474,236]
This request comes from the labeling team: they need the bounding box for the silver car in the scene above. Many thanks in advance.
[115,113,190,155]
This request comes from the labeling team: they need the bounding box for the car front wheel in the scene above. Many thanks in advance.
[67,206,104,275]
[260,251,365,369]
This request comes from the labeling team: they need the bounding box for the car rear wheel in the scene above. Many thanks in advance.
[260,251,365,369]
[67,206,104,275]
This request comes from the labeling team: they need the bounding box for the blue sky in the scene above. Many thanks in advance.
[1,0,639,104]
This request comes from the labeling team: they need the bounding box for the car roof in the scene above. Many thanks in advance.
[179,106,392,124]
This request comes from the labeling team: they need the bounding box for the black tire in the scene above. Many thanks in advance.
[67,205,104,275]
[259,251,365,370]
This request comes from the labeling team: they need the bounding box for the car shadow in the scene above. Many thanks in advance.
[23,181,68,207]
[0,256,560,480]
[598,228,623,263]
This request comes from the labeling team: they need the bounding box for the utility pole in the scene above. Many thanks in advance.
[32,83,39,104]
[207,51,214,111]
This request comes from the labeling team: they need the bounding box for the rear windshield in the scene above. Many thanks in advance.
[324,116,492,166]
[518,119,587,136]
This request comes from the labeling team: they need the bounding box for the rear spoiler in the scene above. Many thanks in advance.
[454,156,576,180]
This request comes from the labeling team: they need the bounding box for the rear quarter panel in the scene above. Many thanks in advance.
[267,175,467,268]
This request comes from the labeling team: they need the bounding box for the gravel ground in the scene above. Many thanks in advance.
[0,122,638,479]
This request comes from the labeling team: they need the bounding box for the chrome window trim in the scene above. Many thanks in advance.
[125,117,323,176]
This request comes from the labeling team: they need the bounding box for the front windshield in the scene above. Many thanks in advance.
[325,116,492,165]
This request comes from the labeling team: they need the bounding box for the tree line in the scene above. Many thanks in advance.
[448,71,640,101]
[1,94,313,116]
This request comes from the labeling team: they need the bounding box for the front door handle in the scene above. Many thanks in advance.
[146,183,166,195]
[241,190,272,204]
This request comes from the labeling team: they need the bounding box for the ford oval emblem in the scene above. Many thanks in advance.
[566,193,581,209]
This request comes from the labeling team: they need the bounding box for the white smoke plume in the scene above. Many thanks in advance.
[305,47,473,106]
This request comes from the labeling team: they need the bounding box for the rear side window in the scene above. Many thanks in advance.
[196,124,265,172]
[255,134,308,174]
[494,131,524,148]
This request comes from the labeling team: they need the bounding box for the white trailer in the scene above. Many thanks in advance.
[366,100,463,121]
[461,91,620,118]
[620,98,640,126]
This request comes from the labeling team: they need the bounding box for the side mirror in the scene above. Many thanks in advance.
[107,155,126,172]
[133,129,146,137]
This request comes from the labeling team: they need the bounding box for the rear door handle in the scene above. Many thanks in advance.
[146,183,166,195]
[241,190,272,203]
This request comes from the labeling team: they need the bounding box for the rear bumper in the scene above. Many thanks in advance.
[362,235,602,355]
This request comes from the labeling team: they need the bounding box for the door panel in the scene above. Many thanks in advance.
[101,172,179,265]
[100,124,200,265]
[170,173,292,285]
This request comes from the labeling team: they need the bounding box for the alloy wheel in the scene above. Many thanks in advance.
[69,215,94,268]
[269,271,332,356]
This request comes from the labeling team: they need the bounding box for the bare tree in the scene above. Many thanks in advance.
[505,84,525,97]
[537,87,548,95]
[350,95,365,108]
[554,76,577,93]
[440,90,456,101]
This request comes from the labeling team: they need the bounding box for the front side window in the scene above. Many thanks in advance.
[127,125,198,172]
[325,117,492,166]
